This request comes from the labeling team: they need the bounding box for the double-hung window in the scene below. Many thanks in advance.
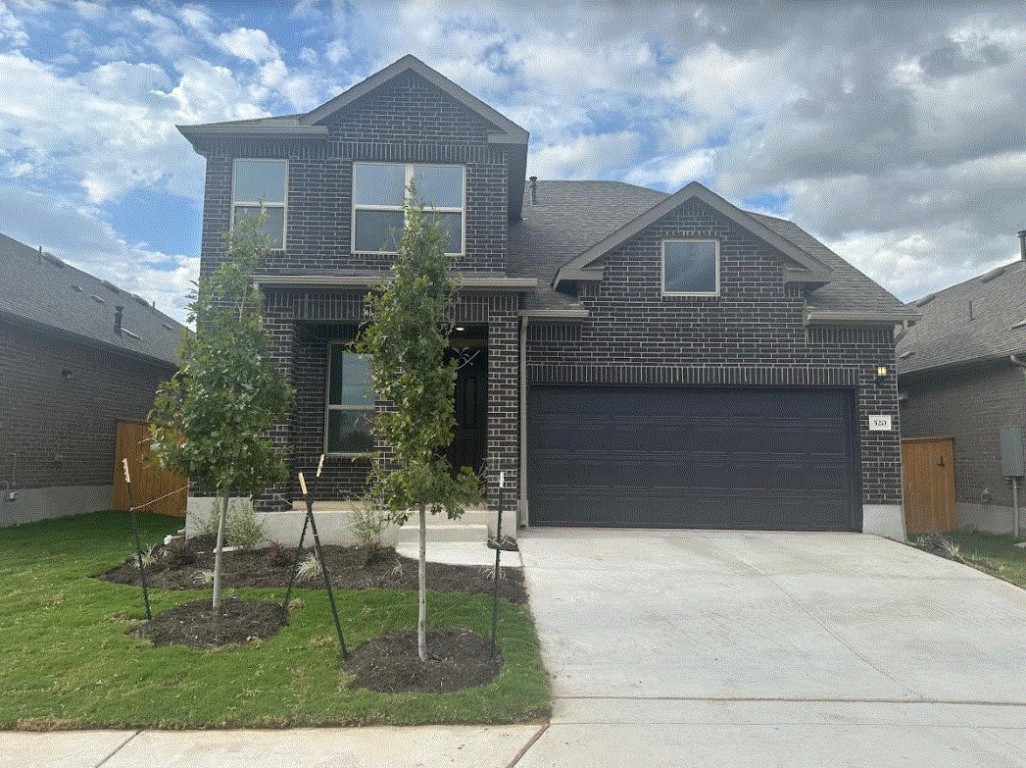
[662,239,720,296]
[352,163,464,254]
[232,159,287,248]
[325,346,374,454]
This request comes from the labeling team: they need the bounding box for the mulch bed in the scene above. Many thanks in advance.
[132,599,286,649]
[343,629,501,693]
[99,537,526,603]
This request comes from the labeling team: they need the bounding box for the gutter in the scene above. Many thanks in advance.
[804,308,921,326]
[519,315,529,528]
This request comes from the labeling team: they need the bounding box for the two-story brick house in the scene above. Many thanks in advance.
[179,55,915,541]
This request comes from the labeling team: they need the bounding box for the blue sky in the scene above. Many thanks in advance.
[1,1,1025,323]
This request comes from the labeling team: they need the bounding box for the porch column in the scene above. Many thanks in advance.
[255,299,296,513]
[486,296,520,511]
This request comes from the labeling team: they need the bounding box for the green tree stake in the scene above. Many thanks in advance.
[123,458,152,620]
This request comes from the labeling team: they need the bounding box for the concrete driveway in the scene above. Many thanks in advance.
[516,529,1026,767]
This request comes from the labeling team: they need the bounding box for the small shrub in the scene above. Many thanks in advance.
[296,553,323,583]
[200,498,266,549]
[480,564,505,582]
[226,499,265,550]
[135,543,158,570]
[162,538,196,570]
[192,569,215,586]
[267,541,292,568]
[351,497,389,549]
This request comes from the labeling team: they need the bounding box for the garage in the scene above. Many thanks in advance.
[527,386,859,530]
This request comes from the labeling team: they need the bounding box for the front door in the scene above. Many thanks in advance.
[448,348,487,475]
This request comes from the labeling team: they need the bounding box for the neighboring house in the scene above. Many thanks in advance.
[0,232,186,526]
[897,243,1026,535]
[178,54,915,541]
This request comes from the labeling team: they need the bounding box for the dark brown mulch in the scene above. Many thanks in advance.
[132,599,286,649]
[343,628,501,693]
[99,538,526,603]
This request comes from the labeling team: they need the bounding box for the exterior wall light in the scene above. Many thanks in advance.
[875,365,888,384]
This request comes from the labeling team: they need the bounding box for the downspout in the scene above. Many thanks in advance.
[519,315,529,528]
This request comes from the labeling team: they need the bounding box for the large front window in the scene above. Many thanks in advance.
[232,159,287,248]
[325,346,374,454]
[352,163,464,254]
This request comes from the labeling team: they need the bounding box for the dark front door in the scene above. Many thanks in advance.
[448,348,488,475]
[527,386,859,531]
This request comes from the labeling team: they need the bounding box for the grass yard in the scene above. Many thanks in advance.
[943,530,1026,590]
[0,512,549,730]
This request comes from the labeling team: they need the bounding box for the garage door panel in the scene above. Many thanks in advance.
[527,386,858,530]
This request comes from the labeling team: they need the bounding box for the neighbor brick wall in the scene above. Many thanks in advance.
[197,70,510,281]
[900,361,1026,507]
[527,198,903,506]
[0,319,173,490]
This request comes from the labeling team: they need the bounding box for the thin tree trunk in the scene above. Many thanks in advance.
[418,503,427,662]
[212,489,229,610]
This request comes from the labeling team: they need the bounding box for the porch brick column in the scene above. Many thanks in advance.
[255,300,296,513]
[486,296,520,510]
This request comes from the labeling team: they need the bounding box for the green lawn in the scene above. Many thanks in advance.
[0,512,549,730]
[943,530,1026,590]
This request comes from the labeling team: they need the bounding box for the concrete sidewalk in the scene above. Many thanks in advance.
[0,725,545,768]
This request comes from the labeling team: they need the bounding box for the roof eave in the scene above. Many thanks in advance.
[898,349,1026,378]
[253,274,538,291]
[519,308,590,320]
[804,309,921,327]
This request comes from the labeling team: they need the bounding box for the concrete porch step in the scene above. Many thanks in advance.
[397,522,489,544]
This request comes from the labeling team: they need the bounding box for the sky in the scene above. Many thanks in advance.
[1,1,1024,324]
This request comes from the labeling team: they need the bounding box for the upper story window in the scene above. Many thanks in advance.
[325,346,374,454]
[233,159,287,248]
[662,239,719,296]
[353,163,464,255]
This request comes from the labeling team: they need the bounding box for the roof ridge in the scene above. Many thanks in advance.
[911,258,1025,302]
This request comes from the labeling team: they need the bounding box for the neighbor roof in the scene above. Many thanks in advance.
[0,233,186,367]
[509,180,910,320]
[896,259,1026,375]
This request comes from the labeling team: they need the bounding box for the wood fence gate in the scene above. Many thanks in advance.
[113,420,187,518]
[901,435,956,535]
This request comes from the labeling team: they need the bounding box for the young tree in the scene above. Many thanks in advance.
[358,193,481,662]
[149,214,293,610]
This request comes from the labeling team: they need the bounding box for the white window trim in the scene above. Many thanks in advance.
[324,344,375,457]
[351,161,466,256]
[231,158,288,250]
[661,238,721,297]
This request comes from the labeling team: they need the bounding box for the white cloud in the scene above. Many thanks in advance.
[0,0,28,48]
[528,132,645,180]
[217,27,278,64]
[0,185,197,323]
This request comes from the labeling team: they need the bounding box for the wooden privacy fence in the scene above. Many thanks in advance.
[901,435,956,535]
[113,420,187,518]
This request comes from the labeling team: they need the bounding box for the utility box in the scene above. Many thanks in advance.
[1000,425,1024,477]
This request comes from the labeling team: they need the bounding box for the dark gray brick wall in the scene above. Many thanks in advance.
[198,71,509,281]
[900,361,1026,507]
[0,319,173,489]
[255,288,521,512]
[527,198,902,506]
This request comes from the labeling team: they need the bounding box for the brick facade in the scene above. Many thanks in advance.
[528,198,902,506]
[0,318,172,490]
[900,361,1026,507]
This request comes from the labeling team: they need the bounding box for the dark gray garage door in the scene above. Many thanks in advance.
[527,387,859,530]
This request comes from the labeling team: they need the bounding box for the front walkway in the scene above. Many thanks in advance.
[515,528,1026,766]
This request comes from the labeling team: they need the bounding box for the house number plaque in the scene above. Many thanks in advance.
[868,415,893,431]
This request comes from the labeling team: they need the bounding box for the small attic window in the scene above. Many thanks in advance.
[915,293,936,307]
[662,239,719,296]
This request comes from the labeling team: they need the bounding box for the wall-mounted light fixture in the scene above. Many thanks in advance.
[875,365,888,385]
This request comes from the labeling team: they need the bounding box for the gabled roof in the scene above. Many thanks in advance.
[510,180,912,321]
[553,181,831,288]
[302,55,528,145]
[897,259,1026,376]
[0,232,186,367]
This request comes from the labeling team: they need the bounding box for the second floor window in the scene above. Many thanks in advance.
[233,159,287,248]
[353,163,464,255]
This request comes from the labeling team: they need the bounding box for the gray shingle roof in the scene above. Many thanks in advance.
[0,233,186,367]
[508,180,907,317]
[896,259,1026,375]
